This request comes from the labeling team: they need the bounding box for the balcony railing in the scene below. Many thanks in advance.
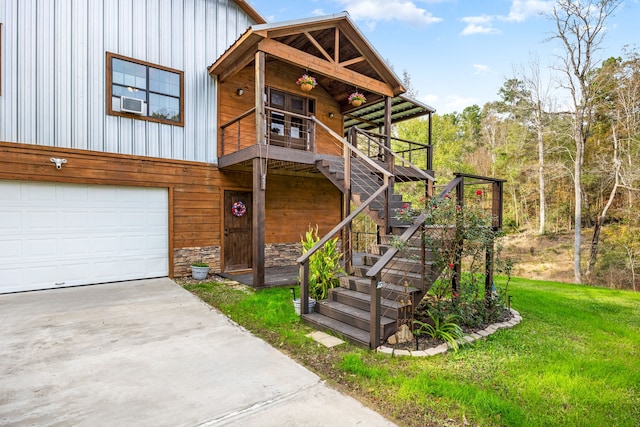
[219,106,316,156]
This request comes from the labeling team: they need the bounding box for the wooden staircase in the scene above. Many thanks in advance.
[302,236,426,347]
[303,155,438,347]
[299,128,504,349]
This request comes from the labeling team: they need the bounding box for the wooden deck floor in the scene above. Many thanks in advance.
[217,265,299,288]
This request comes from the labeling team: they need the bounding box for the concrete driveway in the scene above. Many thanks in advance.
[0,278,395,426]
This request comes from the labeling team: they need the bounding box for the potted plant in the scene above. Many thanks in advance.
[348,91,366,107]
[296,74,317,92]
[191,262,210,280]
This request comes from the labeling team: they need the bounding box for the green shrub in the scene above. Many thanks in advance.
[301,225,345,300]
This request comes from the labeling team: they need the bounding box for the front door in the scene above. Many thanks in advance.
[224,190,252,272]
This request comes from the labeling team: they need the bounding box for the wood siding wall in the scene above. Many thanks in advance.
[218,60,345,156]
[0,0,256,163]
[1,141,341,274]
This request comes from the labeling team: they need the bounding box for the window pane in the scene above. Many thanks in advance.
[113,58,146,90]
[149,93,180,122]
[270,91,285,107]
[269,112,285,135]
[290,97,305,113]
[149,68,180,97]
[112,85,146,101]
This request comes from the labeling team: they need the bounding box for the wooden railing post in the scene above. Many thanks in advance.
[453,175,465,294]
[370,274,381,349]
[300,262,310,315]
[484,231,495,302]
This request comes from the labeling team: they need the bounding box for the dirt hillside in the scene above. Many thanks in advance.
[499,232,581,284]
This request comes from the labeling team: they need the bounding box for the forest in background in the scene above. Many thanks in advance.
[397,0,638,290]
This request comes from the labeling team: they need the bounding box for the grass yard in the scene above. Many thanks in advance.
[182,278,640,426]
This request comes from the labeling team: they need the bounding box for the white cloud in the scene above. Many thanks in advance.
[336,0,442,27]
[473,64,491,75]
[460,15,500,35]
[506,0,554,22]
[460,1,552,35]
[443,95,479,114]
[421,93,439,107]
[311,8,326,16]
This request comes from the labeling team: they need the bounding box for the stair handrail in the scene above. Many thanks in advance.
[311,117,393,179]
[296,183,390,266]
[355,128,436,183]
[366,176,462,279]
[298,117,394,318]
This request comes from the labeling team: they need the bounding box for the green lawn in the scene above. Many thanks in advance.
[183,278,640,426]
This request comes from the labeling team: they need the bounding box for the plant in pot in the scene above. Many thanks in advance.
[295,225,345,315]
[296,73,317,92]
[191,262,210,280]
[348,91,366,107]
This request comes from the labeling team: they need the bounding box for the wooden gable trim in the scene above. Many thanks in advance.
[257,38,394,97]
[304,31,332,63]
[233,0,266,25]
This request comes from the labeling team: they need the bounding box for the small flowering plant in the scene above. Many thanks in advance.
[296,74,317,88]
[395,202,420,223]
[348,91,366,104]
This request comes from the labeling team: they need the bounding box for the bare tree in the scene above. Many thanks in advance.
[518,57,556,235]
[549,0,622,283]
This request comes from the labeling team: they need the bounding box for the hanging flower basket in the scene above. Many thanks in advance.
[296,74,317,92]
[348,91,366,107]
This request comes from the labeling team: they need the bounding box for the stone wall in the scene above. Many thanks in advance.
[265,242,301,267]
[173,246,221,277]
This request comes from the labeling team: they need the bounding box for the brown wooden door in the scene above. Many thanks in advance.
[224,191,252,272]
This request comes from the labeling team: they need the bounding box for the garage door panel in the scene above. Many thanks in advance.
[0,182,169,293]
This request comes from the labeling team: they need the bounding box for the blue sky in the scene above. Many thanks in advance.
[247,0,639,114]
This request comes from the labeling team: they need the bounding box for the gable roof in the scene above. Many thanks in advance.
[209,12,406,108]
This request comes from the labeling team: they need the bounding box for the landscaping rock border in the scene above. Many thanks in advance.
[376,309,522,357]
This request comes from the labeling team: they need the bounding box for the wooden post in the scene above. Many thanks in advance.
[300,263,309,314]
[485,232,495,303]
[384,96,393,235]
[344,130,353,274]
[252,51,266,287]
[370,275,381,349]
[255,51,265,146]
[252,157,265,287]
[453,176,465,294]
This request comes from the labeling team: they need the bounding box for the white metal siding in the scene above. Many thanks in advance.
[0,0,255,163]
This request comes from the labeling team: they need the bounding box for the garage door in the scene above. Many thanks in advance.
[0,181,169,293]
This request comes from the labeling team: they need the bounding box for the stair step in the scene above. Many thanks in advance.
[301,312,371,347]
[329,287,410,320]
[342,276,419,302]
[315,300,397,339]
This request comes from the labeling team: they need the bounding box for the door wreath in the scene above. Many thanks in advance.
[231,200,247,217]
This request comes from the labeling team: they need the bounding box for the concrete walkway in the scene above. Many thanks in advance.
[0,278,395,426]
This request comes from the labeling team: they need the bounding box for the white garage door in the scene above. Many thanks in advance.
[0,181,169,293]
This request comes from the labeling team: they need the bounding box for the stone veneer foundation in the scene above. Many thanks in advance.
[265,242,301,267]
[173,242,301,277]
[173,246,221,277]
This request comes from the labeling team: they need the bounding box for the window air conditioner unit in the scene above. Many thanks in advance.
[120,96,144,114]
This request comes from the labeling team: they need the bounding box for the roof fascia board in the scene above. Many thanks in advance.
[257,38,394,97]
[233,0,267,24]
